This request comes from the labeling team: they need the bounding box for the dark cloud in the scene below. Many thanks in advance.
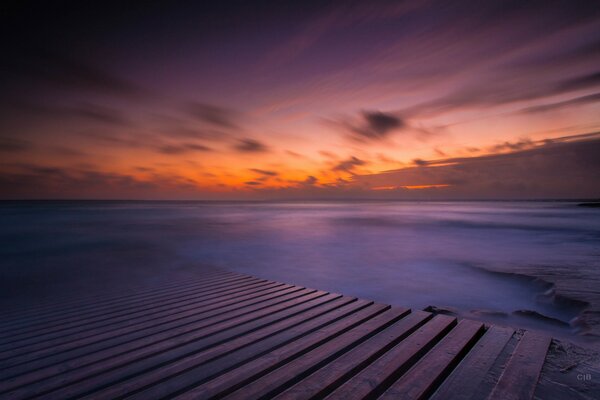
[234,138,269,153]
[250,168,278,176]
[153,121,232,142]
[285,150,305,158]
[69,103,131,126]
[342,111,405,141]
[84,130,214,155]
[405,70,600,118]
[319,151,337,159]
[333,156,366,173]
[51,147,87,157]
[556,71,600,93]
[518,93,600,114]
[0,100,132,128]
[304,175,318,185]
[412,158,428,166]
[490,138,534,152]
[0,137,32,152]
[187,103,239,130]
[361,111,404,138]
[355,133,600,199]
[0,164,204,199]
[504,38,600,73]
[157,143,212,155]
[85,131,142,148]
[1,46,146,99]
[244,181,262,186]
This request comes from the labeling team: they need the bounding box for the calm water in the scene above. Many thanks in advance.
[1,201,599,342]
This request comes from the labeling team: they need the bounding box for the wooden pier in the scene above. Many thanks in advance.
[0,269,552,399]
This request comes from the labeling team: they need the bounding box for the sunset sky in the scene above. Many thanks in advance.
[1,0,599,199]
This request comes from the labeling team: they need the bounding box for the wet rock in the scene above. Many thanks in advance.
[534,339,600,400]
[424,305,459,316]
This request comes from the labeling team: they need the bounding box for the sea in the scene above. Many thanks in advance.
[1,200,599,344]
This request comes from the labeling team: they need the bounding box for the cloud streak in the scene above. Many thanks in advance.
[233,138,269,153]
[187,102,239,130]
[355,133,600,199]
[333,156,366,173]
[157,143,212,155]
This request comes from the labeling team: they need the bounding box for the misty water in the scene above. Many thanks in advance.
[1,201,599,342]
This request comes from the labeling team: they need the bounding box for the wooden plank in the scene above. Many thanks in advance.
[214,307,410,400]
[117,301,384,400]
[0,271,244,331]
[26,294,352,400]
[326,314,456,400]
[0,270,233,322]
[0,272,555,400]
[487,331,551,400]
[3,290,338,400]
[0,279,283,362]
[430,325,514,400]
[0,275,262,344]
[0,283,300,378]
[379,319,484,399]
[0,288,324,395]
[275,310,432,400]
[0,274,259,344]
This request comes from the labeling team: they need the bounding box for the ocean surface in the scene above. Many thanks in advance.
[1,201,599,343]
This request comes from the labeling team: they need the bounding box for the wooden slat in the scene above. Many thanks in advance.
[0,272,246,332]
[0,273,256,342]
[85,299,376,400]
[0,283,300,378]
[379,319,484,399]
[487,331,551,400]
[1,288,326,397]
[177,306,409,399]
[0,271,555,400]
[275,310,432,400]
[431,325,514,400]
[218,307,410,400]
[326,314,456,399]
[0,270,232,322]
[0,271,242,331]
[0,279,281,360]
[2,284,302,381]
[0,275,261,344]
[5,290,336,399]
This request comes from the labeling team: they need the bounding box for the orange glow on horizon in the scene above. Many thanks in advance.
[371,184,452,191]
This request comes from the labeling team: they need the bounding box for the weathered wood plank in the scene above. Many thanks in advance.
[487,331,551,400]
[0,274,260,345]
[118,301,384,400]
[275,310,432,400]
[0,271,555,400]
[430,325,514,400]
[0,283,301,378]
[0,271,243,332]
[1,288,328,397]
[0,275,262,345]
[326,314,456,400]
[379,319,484,399]
[0,279,282,360]
[217,307,409,400]
[0,269,233,322]
[33,294,356,400]
[4,291,338,400]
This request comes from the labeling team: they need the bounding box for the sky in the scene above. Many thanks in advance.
[1,0,599,200]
